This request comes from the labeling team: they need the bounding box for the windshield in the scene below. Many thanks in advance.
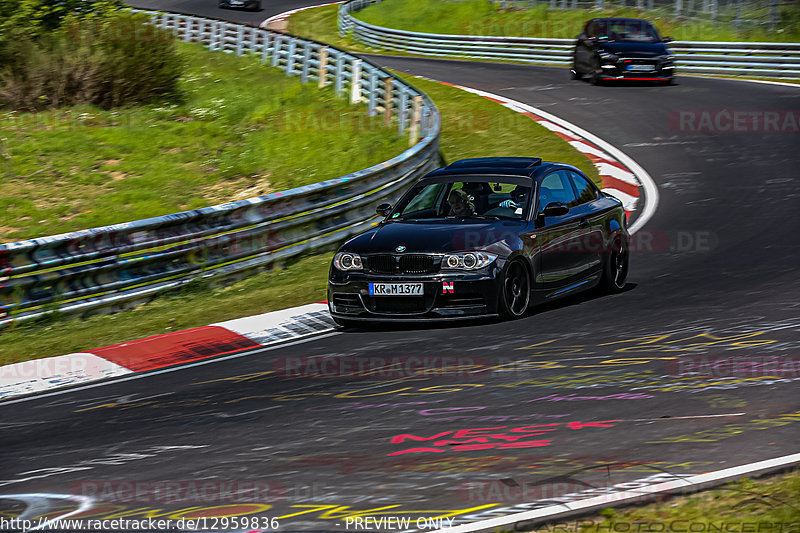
[389,179,532,221]
[598,20,660,42]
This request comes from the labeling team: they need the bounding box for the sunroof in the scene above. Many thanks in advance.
[447,157,542,169]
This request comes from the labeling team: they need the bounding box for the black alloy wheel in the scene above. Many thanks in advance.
[500,260,530,319]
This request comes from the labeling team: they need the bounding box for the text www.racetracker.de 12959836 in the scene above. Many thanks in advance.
[0,516,279,531]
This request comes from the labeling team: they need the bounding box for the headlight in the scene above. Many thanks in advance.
[599,52,619,62]
[441,252,497,270]
[333,252,363,271]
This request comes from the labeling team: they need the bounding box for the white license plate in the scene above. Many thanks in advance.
[369,283,423,296]
[627,64,654,72]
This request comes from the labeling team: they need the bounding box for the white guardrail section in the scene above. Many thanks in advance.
[339,0,800,78]
[0,10,441,327]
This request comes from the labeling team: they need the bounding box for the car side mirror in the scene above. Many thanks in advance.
[662,36,673,42]
[376,203,392,217]
[542,202,569,217]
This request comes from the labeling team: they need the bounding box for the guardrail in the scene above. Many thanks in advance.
[0,10,441,327]
[339,0,800,78]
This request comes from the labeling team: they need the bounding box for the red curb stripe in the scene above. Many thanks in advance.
[584,153,630,172]
[91,326,260,372]
[552,131,583,143]
[600,175,641,198]
[479,95,506,104]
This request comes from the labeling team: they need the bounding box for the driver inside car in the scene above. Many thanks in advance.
[447,189,476,217]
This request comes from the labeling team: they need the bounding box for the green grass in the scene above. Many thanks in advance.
[0,41,406,243]
[559,469,800,533]
[392,73,600,186]
[355,0,800,42]
[0,71,598,364]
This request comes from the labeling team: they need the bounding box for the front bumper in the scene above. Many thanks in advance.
[328,270,502,321]
[600,58,674,80]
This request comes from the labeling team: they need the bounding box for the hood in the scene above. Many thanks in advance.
[342,219,521,254]
[598,41,670,58]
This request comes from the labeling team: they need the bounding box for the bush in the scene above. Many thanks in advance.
[0,12,182,110]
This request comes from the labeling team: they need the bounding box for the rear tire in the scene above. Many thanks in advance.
[600,234,629,293]
[498,260,530,320]
[570,67,580,80]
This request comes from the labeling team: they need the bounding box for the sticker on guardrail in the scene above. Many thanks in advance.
[214,303,334,346]
[0,353,132,400]
[89,326,261,372]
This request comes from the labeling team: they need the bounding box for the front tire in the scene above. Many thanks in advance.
[498,260,530,319]
[600,234,629,293]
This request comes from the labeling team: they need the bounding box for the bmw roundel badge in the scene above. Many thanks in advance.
[395,245,406,252]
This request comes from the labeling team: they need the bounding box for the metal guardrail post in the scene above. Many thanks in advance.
[236,25,245,55]
[350,59,363,104]
[367,70,378,116]
[383,77,393,127]
[319,47,329,87]
[335,54,345,95]
[408,95,422,146]
[287,38,297,75]
[398,87,408,135]
[211,21,219,51]
[301,43,311,83]
[271,35,282,67]
[261,33,272,63]
[184,18,193,42]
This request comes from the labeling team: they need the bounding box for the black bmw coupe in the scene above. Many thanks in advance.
[572,18,675,84]
[327,157,630,326]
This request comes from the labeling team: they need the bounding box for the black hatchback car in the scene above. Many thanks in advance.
[327,157,630,326]
[572,18,675,84]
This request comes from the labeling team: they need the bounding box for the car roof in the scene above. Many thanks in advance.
[424,157,554,179]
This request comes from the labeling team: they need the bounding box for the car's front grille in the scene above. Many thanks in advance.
[366,255,396,274]
[399,254,436,274]
[365,254,439,274]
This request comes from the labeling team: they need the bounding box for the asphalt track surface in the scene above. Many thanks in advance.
[2,3,799,530]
